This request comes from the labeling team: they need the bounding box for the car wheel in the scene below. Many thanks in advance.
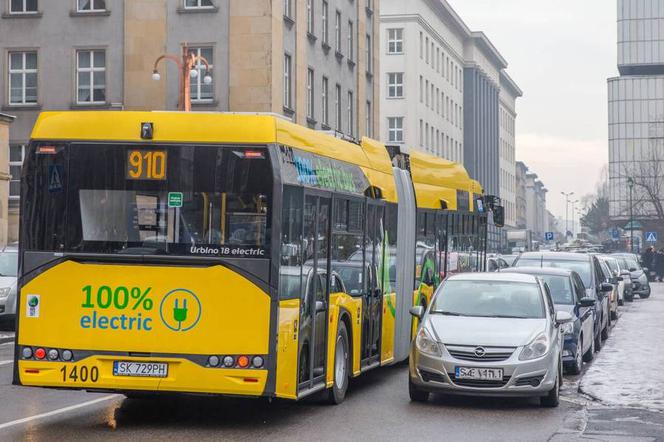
[618,298,624,307]
[583,333,595,362]
[594,327,602,352]
[601,314,610,340]
[567,336,582,375]
[625,293,634,302]
[326,321,350,405]
[611,308,618,320]
[540,367,561,408]
[409,378,429,403]
[639,292,651,299]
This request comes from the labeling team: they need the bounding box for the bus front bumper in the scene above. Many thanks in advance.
[17,355,268,397]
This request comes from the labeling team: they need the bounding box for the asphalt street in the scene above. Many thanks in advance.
[0,286,662,441]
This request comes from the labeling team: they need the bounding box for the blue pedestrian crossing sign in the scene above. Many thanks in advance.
[645,231,658,243]
[545,232,554,241]
[48,165,64,193]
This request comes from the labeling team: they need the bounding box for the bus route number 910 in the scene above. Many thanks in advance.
[127,149,167,181]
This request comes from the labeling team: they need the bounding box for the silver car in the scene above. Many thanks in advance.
[408,272,572,407]
[0,247,18,329]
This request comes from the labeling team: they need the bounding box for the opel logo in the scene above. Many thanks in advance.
[474,347,486,357]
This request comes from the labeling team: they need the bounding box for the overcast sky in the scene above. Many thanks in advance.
[447,0,617,221]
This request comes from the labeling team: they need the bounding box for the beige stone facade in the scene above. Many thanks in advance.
[0,114,13,248]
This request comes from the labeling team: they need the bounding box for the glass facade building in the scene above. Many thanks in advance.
[608,0,664,221]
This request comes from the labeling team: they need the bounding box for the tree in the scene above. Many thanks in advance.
[581,197,610,234]
[619,145,664,221]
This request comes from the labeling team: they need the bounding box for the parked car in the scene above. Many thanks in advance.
[611,253,651,299]
[0,247,18,330]
[408,272,572,408]
[597,257,620,321]
[513,252,612,351]
[611,256,635,302]
[501,267,596,374]
[501,255,519,266]
[600,256,627,306]
[487,256,510,272]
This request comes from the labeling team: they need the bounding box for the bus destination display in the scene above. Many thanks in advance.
[127,149,167,181]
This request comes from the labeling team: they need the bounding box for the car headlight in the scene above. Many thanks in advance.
[561,322,574,335]
[415,327,443,358]
[639,274,648,283]
[0,287,10,299]
[519,332,550,361]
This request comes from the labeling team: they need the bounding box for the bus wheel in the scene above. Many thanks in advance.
[327,321,350,405]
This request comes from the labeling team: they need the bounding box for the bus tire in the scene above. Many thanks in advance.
[327,321,350,405]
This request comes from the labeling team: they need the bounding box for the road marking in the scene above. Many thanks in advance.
[0,360,12,366]
[0,342,13,347]
[0,395,120,431]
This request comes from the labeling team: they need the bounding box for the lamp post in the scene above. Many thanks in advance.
[152,44,212,111]
[570,200,579,239]
[628,177,634,253]
[561,191,574,238]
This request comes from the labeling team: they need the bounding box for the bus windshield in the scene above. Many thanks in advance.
[22,143,272,257]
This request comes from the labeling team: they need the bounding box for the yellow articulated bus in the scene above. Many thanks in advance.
[14,111,498,403]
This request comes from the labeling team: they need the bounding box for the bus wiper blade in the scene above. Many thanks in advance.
[430,310,462,316]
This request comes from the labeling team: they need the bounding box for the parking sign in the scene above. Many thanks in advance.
[545,232,554,241]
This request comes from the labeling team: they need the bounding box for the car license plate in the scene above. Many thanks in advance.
[113,361,168,378]
[455,366,503,380]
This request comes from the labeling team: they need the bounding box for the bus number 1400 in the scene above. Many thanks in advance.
[60,365,99,383]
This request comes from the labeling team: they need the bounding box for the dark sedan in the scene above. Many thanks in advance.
[502,267,596,374]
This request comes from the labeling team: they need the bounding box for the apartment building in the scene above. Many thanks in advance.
[1,0,380,241]
[499,71,522,230]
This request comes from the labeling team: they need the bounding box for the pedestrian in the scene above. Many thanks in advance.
[642,246,655,271]
[656,249,664,282]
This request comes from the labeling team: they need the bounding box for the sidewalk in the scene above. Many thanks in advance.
[580,283,664,411]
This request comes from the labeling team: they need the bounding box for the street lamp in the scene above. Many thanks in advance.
[561,191,574,238]
[570,200,579,239]
[152,44,213,112]
[628,177,635,253]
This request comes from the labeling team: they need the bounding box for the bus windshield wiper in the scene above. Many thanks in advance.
[430,310,462,316]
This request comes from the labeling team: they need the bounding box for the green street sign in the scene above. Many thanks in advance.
[168,192,183,208]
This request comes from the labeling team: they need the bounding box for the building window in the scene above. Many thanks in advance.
[10,0,38,13]
[8,51,38,105]
[366,100,372,138]
[347,91,354,136]
[9,144,25,208]
[388,117,403,143]
[77,0,107,12]
[307,68,315,120]
[322,1,329,44]
[335,84,342,131]
[419,76,423,103]
[322,76,329,125]
[335,11,342,52]
[347,20,354,61]
[419,119,423,146]
[189,47,213,102]
[284,53,292,109]
[387,28,403,54]
[387,72,403,98]
[283,0,291,18]
[366,34,372,73]
[306,0,314,35]
[76,50,106,104]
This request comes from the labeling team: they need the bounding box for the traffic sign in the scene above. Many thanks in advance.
[645,231,658,243]
[611,228,620,240]
[545,232,554,241]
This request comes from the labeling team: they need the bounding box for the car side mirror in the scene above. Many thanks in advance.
[409,306,425,319]
[630,268,637,272]
[555,310,574,324]
[617,276,623,282]
[644,267,649,272]
[578,297,596,308]
[600,283,613,292]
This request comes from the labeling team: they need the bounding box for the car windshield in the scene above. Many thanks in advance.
[604,259,619,274]
[0,251,17,277]
[516,258,591,287]
[540,275,574,305]
[431,280,545,319]
[626,259,641,270]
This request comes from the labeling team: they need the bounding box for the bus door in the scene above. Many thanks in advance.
[362,201,385,368]
[299,193,331,391]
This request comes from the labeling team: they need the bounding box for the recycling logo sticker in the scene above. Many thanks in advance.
[159,289,202,332]
[26,294,40,318]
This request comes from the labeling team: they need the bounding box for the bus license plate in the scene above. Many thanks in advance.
[113,361,168,378]
[455,367,503,380]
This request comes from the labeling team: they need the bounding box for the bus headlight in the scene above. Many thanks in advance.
[22,347,33,359]
[48,349,59,360]
[208,355,220,367]
[252,356,264,368]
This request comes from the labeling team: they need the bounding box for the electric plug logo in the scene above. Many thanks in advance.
[159,289,201,332]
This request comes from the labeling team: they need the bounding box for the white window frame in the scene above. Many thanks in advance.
[335,11,342,52]
[9,0,38,13]
[365,100,372,138]
[183,0,214,10]
[322,1,329,44]
[347,90,354,136]
[366,34,372,73]
[283,0,291,18]
[77,0,107,12]
[307,68,315,120]
[8,51,38,105]
[388,117,404,143]
[284,53,292,109]
[306,0,314,35]
[9,144,25,206]
[347,20,354,61]
[335,84,342,131]
[76,49,106,105]
[387,28,403,54]
[387,72,403,98]
[189,47,214,103]
[322,76,329,125]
